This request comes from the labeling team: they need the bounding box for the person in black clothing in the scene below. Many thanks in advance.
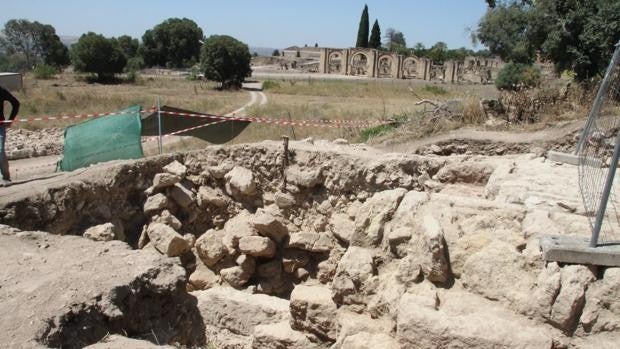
[0,85,20,183]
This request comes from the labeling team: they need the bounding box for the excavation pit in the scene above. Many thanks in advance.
[1,140,619,348]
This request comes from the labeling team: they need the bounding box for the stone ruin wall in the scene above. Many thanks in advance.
[319,48,503,84]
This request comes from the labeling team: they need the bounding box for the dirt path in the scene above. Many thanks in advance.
[377,119,585,153]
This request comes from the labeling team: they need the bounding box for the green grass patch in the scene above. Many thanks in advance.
[423,84,448,96]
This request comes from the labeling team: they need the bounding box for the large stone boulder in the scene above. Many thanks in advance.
[143,193,168,215]
[252,321,318,349]
[351,189,406,247]
[332,247,375,307]
[197,186,230,208]
[146,223,190,257]
[396,290,554,348]
[550,265,595,331]
[168,183,195,208]
[239,236,277,258]
[163,160,187,178]
[285,165,323,188]
[251,209,289,243]
[194,287,290,336]
[225,166,257,196]
[288,232,334,253]
[580,267,620,334]
[195,229,227,267]
[188,261,220,290]
[152,173,181,190]
[290,285,339,342]
[340,332,401,349]
[83,223,120,242]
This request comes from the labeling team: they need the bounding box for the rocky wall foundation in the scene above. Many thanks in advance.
[1,139,619,348]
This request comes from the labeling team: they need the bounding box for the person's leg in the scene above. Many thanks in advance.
[0,126,9,181]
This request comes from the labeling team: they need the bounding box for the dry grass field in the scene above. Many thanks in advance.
[10,72,585,151]
[12,72,248,130]
[235,78,498,143]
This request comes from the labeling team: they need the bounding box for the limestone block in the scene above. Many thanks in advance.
[252,321,318,349]
[168,183,195,208]
[239,236,276,258]
[351,189,406,247]
[290,285,339,341]
[163,160,187,178]
[332,247,375,306]
[225,166,257,196]
[288,232,334,253]
[195,229,227,266]
[83,223,116,242]
[143,193,168,215]
[194,287,289,336]
[146,223,189,257]
[152,173,181,190]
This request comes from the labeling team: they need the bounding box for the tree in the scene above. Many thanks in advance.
[37,24,69,67]
[201,35,251,89]
[369,20,381,49]
[428,41,448,63]
[115,35,139,58]
[384,28,406,52]
[0,19,68,68]
[141,18,203,68]
[70,32,126,81]
[355,5,369,48]
[476,0,620,82]
[314,43,319,48]
[412,42,427,57]
[475,3,537,64]
[272,49,280,56]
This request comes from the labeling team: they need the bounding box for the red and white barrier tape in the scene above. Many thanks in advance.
[0,109,156,124]
[159,110,392,129]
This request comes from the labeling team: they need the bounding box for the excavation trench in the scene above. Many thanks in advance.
[5,140,604,348]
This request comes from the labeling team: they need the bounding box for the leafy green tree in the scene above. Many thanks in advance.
[446,47,474,61]
[475,3,537,63]
[412,42,427,57]
[70,32,126,81]
[272,49,280,56]
[115,35,139,58]
[384,28,406,52]
[476,0,619,82]
[201,35,252,89]
[141,18,204,68]
[356,5,369,48]
[369,20,381,49]
[533,0,620,81]
[0,19,69,68]
[428,42,448,63]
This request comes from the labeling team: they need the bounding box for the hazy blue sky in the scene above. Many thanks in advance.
[1,0,489,49]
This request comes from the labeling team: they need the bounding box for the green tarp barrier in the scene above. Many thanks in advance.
[58,105,144,171]
[141,105,251,144]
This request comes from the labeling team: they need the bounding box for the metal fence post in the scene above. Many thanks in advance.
[157,96,162,155]
[590,130,620,247]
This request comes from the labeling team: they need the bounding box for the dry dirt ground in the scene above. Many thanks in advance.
[0,133,619,348]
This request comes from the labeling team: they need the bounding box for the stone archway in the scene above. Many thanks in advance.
[350,52,369,76]
[328,52,342,74]
[378,56,394,78]
[401,57,418,79]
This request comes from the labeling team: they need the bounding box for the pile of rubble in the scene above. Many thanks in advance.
[1,140,619,348]
[6,127,64,159]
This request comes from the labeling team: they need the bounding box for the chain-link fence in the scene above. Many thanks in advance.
[578,41,620,247]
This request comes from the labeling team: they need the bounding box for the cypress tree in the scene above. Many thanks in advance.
[355,5,369,48]
[369,20,381,49]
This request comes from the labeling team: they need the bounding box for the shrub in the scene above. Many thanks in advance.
[423,84,448,95]
[495,63,541,91]
[262,80,280,90]
[33,64,57,79]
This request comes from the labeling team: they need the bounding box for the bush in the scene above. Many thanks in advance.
[262,80,280,90]
[201,35,252,89]
[495,63,541,91]
[423,84,448,95]
[125,56,144,72]
[33,64,57,79]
